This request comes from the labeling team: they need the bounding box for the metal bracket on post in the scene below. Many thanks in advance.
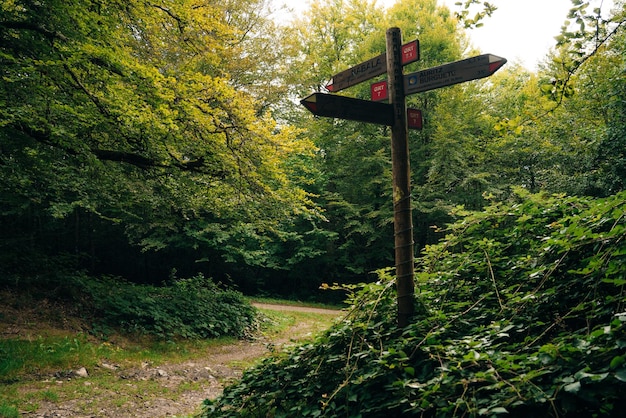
[386,27,415,328]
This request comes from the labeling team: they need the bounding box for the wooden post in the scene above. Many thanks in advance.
[386,27,415,328]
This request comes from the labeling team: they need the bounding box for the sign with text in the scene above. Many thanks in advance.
[401,40,419,64]
[371,54,506,100]
[404,54,506,95]
[371,80,388,102]
[326,40,420,93]
[301,92,423,131]
[407,108,422,130]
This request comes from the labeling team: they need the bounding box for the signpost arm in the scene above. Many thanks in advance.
[386,27,415,328]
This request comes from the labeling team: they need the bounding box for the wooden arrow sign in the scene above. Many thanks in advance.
[300,93,393,125]
[301,93,423,130]
[404,54,506,95]
[371,54,507,100]
[326,40,419,93]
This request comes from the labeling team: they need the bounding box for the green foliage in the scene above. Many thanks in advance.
[450,0,498,29]
[277,0,469,283]
[201,190,626,417]
[0,403,19,418]
[0,0,317,289]
[0,272,256,340]
[79,274,257,339]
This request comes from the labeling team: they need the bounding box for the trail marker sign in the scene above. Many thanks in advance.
[300,93,423,130]
[371,80,388,102]
[300,93,393,126]
[326,40,419,92]
[404,54,506,95]
[407,108,422,130]
[370,54,507,100]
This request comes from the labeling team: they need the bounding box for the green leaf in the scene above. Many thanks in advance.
[610,356,625,370]
[615,367,626,383]
[564,381,581,393]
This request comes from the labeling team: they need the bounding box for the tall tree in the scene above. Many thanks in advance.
[0,0,316,282]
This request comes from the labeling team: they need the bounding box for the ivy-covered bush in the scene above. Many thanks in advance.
[201,189,626,417]
[79,274,256,339]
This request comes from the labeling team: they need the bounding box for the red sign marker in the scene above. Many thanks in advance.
[371,80,388,102]
[402,40,419,65]
[407,108,423,130]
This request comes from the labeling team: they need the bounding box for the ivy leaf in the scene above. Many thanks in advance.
[479,406,509,415]
[615,367,626,383]
[610,356,625,370]
[564,381,581,393]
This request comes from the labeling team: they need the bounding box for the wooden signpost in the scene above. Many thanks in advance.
[301,93,423,130]
[300,28,506,327]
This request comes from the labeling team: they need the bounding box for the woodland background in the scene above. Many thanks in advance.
[2,0,624,298]
[2,0,626,416]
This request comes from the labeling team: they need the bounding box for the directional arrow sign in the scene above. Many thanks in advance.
[327,40,419,93]
[404,54,506,95]
[300,93,393,125]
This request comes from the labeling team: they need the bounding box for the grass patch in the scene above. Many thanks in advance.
[34,389,59,402]
[0,402,19,418]
[255,308,339,339]
[0,336,228,416]
[0,335,101,381]
[1,333,239,382]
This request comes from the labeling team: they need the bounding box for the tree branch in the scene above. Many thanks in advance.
[9,122,225,176]
[0,21,68,42]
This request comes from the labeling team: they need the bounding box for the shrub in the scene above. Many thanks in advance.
[82,274,257,339]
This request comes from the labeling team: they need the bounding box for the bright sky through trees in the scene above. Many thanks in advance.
[272,0,614,71]
[439,0,572,70]
[438,0,615,70]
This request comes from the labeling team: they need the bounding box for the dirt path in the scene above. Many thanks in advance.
[19,304,341,418]
[251,302,342,315]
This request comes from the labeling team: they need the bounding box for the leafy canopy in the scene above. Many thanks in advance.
[0,0,315,233]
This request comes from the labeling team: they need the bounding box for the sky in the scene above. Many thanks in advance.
[439,0,572,70]
[271,0,615,71]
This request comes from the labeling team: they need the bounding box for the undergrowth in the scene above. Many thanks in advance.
[201,189,626,417]
[80,274,256,339]
[1,273,256,340]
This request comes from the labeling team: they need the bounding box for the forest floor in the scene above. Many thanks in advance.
[0,299,342,418]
